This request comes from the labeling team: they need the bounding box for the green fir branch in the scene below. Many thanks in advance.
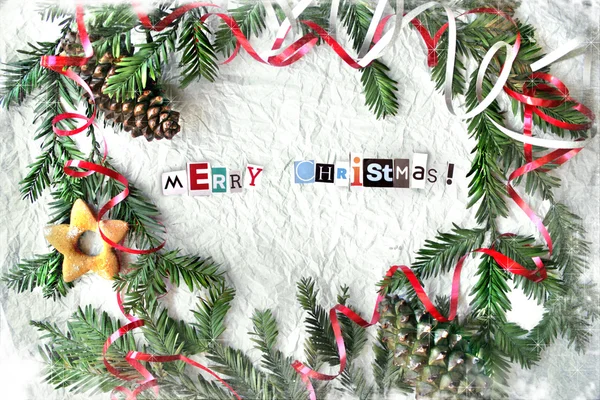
[544,202,590,278]
[360,60,399,119]
[37,2,74,23]
[114,249,224,311]
[339,364,374,400]
[302,329,331,399]
[335,285,373,399]
[193,283,235,346]
[372,330,406,396]
[472,339,510,398]
[158,374,232,400]
[470,255,511,322]
[430,20,469,98]
[465,74,510,227]
[377,269,412,297]
[412,224,486,279]
[502,141,561,201]
[530,203,600,352]
[0,40,57,108]
[494,322,539,368]
[470,254,541,386]
[294,5,330,42]
[250,309,307,400]
[531,103,591,138]
[340,1,373,49]
[47,178,85,224]
[297,277,339,365]
[135,298,190,375]
[31,306,138,393]
[178,15,219,87]
[495,234,563,304]
[214,2,267,57]
[20,70,82,202]
[86,4,138,57]
[208,344,276,400]
[341,1,399,119]
[2,251,72,299]
[336,286,368,361]
[104,28,177,101]
[530,281,599,353]
[104,176,165,249]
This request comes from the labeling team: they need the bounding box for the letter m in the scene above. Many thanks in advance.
[165,175,183,190]
[395,165,408,180]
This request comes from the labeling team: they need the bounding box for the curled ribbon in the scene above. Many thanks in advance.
[291,266,399,400]
[404,7,594,254]
[104,293,241,400]
[501,73,594,254]
[40,6,96,140]
[496,72,592,255]
[133,1,595,260]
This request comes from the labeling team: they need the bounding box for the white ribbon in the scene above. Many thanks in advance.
[530,38,585,72]
[358,0,388,57]
[275,0,298,36]
[256,0,593,149]
[329,0,340,39]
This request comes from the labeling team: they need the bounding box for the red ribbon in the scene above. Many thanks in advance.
[502,71,593,254]
[104,293,241,400]
[44,4,594,260]
[502,76,593,254]
[413,12,594,255]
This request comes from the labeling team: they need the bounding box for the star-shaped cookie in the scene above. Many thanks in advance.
[44,199,128,282]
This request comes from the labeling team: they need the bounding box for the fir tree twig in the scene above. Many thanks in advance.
[214,2,267,58]
[2,251,72,299]
[412,224,486,279]
[104,28,178,101]
[250,309,308,400]
[31,306,138,394]
[177,14,219,87]
[114,250,224,311]
[340,1,399,119]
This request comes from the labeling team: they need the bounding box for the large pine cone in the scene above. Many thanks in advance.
[378,295,491,399]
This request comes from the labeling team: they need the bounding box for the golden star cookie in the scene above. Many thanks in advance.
[44,199,128,282]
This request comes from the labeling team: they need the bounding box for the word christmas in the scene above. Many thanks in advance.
[293,153,455,189]
[162,163,264,195]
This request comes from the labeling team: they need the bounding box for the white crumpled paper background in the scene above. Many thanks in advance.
[0,0,599,399]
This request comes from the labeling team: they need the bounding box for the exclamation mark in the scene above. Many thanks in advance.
[446,163,455,185]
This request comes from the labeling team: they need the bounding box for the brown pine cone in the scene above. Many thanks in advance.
[59,32,181,141]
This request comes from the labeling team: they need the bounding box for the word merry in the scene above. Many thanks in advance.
[294,153,455,189]
[162,163,264,196]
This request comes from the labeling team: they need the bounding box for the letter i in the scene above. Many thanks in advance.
[350,153,363,190]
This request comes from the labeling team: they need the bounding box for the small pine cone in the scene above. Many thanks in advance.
[123,90,181,141]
